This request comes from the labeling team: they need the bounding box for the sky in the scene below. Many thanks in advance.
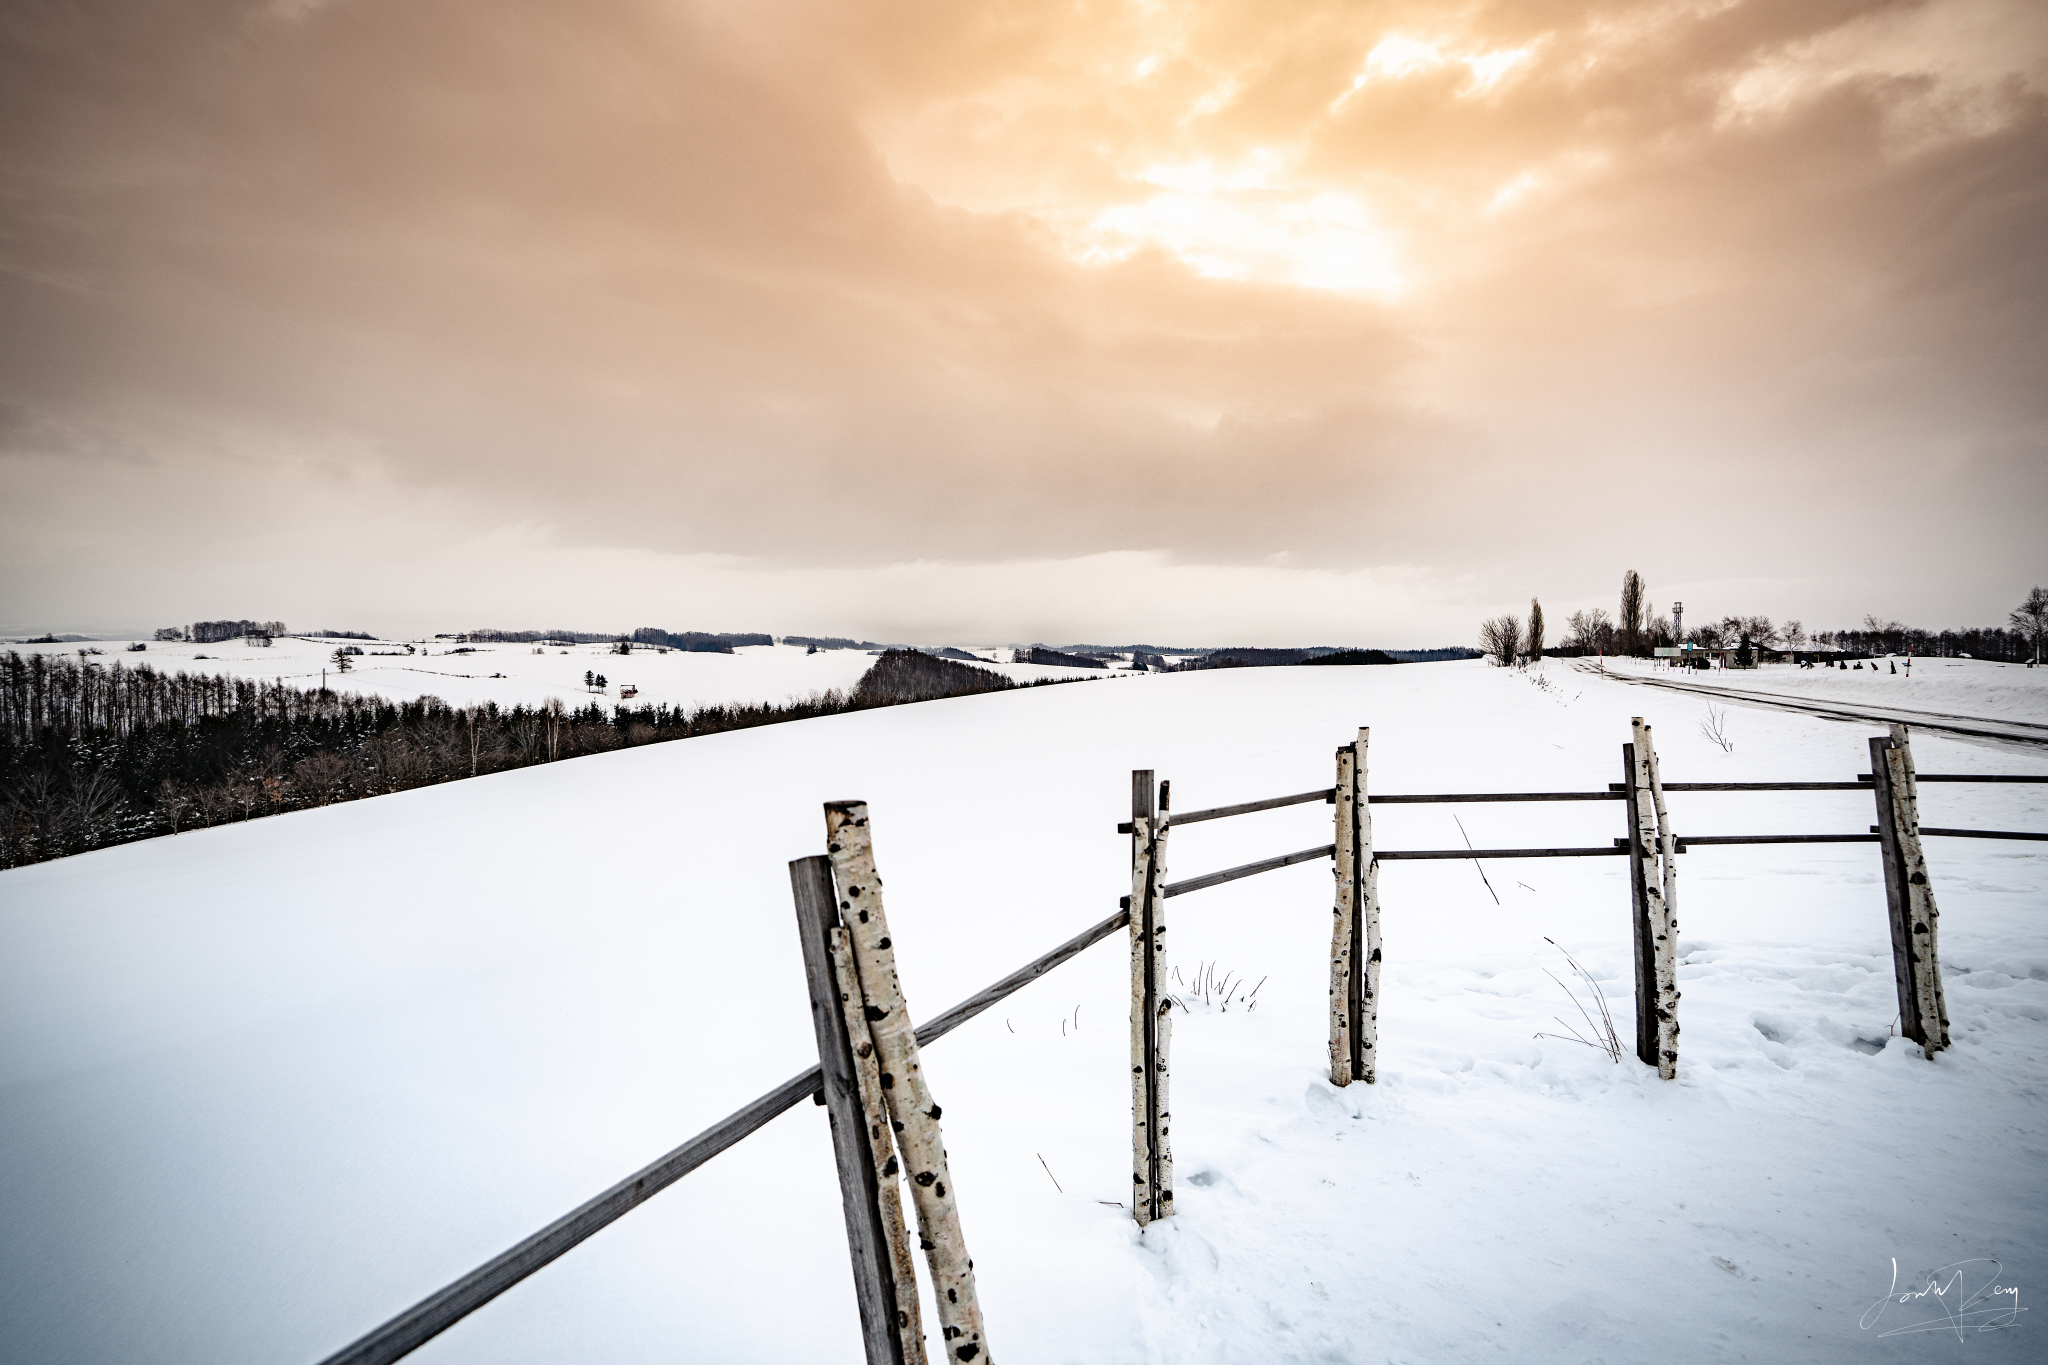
[1,0,2044,646]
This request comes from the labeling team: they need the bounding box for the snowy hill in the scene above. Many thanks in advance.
[2,660,2043,1363]
[6,635,1114,711]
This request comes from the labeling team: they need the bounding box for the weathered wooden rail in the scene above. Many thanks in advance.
[1116,721,2048,1191]
[315,727,2045,1365]
[314,897,1131,1365]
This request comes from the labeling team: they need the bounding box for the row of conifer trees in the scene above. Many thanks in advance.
[0,649,1048,870]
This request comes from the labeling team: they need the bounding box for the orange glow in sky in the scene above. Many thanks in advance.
[1,0,2043,638]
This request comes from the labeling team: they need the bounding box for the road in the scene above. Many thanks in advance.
[1573,664,2048,749]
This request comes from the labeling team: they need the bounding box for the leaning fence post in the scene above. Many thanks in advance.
[823,805,990,1364]
[1129,771,1173,1224]
[1870,729,1950,1056]
[1631,718,1679,1078]
[1355,727,1380,1084]
[1329,744,1356,1086]
[789,855,913,1365]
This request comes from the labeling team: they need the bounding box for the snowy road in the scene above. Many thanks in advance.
[1581,663,2048,749]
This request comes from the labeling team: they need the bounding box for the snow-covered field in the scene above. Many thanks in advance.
[4,635,1114,710]
[2,659,2043,1363]
[1598,654,2048,726]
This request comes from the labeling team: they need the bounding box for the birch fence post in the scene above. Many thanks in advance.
[1632,718,1680,1078]
[1129,771,1174,1224]
[1887,724,1949,1053]
[823,805,991,1364]
[788,855,913,1365]
[831,926,929,1363]
[1622,728,1677,1076]
[1870,729,1950,1057]
[1130,769,1154,1218]
[1622,740,1656,1067]
[1355,727,1380,1085]
[1328,745,1356,1086]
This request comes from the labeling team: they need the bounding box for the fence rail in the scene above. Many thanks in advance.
[318,726,2045,1365]
[1163,842,1335,896]
[1375,844,1634,860]
[314,905,1132,1365]
[1869,773,2048,783]
[1676,833,1881,848]
[1916,827,2048,841]
[1163,787,1331,827]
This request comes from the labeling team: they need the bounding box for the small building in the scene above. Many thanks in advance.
[618,685,639,700]
[1655,644,1737,669]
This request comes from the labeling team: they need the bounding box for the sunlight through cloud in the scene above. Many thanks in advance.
[1080,185,1403,294]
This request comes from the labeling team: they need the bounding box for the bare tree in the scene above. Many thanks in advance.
[1782,619,1808,651]
[1479,615,1523,667]
[2012,587,2048,666]
[1564,607,1616,653]
[1526,598,1546,662]
[1619,571,1645,656]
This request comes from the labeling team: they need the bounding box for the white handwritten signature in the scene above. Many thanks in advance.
[1860,1257,2025,1339]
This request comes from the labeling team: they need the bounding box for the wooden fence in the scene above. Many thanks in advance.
[313,720,2045,1365]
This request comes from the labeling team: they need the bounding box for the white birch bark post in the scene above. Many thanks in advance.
[824,804,990,1364]
[1129,812,1151,1216]
[789,856,909,1365]
[1129,804,1174,1224]
[1884,725,1950,1055]
[1643,725,1679,941]
[831,927,929,1365]
[1622,743,1655,1066]
[1328,745,1356,1087]
[1129,773,1152,1223]
[1630,718,1678,1079]
[1356,728,1381,1085]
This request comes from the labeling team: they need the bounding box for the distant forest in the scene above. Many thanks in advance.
[149,619,290,644]
[458,627,773,651]
[0,649,1063,870]
[1481,572,2047,666]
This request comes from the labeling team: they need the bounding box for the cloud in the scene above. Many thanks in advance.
[1,0,2043,636]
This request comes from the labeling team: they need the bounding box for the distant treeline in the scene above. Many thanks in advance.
[1813,623,2036,662]
[1492,572,2048,666]
[785,635,880,651]
[460,627,774,652]
[461,628,616,644]
[631,627,774,652]
[150,619,290,644]
[1383,647,1483,662]
[1017,646,1108,668]
[1300,649,1401,666]
[0,649,1075,870]
[1166,646,1454,669]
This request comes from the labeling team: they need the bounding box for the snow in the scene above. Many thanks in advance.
[2,659,2043,1363]
[1597,654,2048,727]
[4,636,1114,710]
